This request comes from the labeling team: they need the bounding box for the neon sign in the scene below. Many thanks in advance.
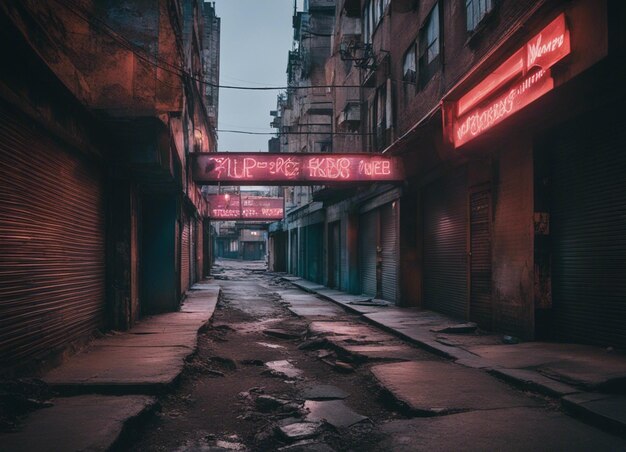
[206,195,284,220]
[444,13,570,148]
[192,153,403,185]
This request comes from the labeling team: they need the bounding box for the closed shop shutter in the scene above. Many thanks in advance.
[423,167,468,319]
[196,218,203,281]
[306,223,324,284]
[181,214,190,293]
[549,105,626,348]
[380,202,399,303]
[359,209,378,298]
[0,106,106,367]
[190,218,196,286]
[469,190,492,329]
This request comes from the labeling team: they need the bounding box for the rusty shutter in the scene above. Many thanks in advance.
[359,209,378,298]
[0,105,106,368]
[381,202,399,303]
[196,218,203,281]
[190,218,196,286]
[469,190,492,329]
[423,167,468,319]
[181,213,190,293]
[549,104,626,348]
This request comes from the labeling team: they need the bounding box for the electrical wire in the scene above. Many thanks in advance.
[218,129,372,136]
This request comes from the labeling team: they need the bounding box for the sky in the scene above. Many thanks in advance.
[213,0,300,152]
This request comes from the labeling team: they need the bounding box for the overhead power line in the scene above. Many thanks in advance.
[218,129,373,136]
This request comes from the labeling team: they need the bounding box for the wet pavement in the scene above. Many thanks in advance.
[3,260,624,450]
[112,259,625,451]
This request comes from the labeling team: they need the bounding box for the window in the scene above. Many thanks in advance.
[466,0,494,31]
[418,2,441,87]
[363,0,389,43]
[402,44,417,83]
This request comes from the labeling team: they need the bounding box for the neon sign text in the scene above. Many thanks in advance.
[456,69,551,144]
[192,153,404,185]
[444,13,570,148]
[206,195,284,220]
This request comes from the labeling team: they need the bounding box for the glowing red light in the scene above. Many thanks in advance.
[444,13,570,148]
[206,195,284,220]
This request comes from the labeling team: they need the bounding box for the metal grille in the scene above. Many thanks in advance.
[0,106,106,368]
[550,106,626,348]
[423,167,468,319]
[470,190,492,329]
[381,202,399,303]
[359,210,378,297]
[181,215,190,293]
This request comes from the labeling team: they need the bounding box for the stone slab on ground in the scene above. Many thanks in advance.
[491,368,581,397]
[308,321,393,343]
[370,361,540,414]
[467,343,626,389]
[279,422,322,441]
[301,385,349,400]
[304,400,368,428]
[562,393,626,434]
[341,344,428,362]
[0,395,156,452]
[377,407,626,451]
[290,280,327,293]
[44,345,192,392]
[43,286,220,393]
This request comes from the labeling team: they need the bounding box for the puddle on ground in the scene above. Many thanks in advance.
[256,342,285,349]
[265,360,303,378]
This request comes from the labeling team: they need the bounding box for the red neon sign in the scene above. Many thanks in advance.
[444,13,570,148]
[206,195,284,220]
[192,153,404,185]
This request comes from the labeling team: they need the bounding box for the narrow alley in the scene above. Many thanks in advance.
[2,0,626,450]
[115,260,624,451]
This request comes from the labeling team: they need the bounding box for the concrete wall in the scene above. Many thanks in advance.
[492,136,534,339]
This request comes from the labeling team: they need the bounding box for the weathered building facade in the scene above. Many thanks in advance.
[271,0,626,348]
[0,0,220,374]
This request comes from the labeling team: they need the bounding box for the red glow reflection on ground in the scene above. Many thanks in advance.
[192,153,403,185]
[444,13,570,148]
[206,195,284,220]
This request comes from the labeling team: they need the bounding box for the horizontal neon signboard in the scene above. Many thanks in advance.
[192,153,404,185]
[206,195,284,220]
[444,13,570,148]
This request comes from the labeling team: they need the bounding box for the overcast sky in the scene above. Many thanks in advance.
[213,0,300,152]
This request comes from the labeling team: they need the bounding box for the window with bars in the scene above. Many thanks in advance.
[466,0,494,31]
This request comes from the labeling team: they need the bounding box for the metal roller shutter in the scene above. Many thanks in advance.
[423,167,468,319]
[550,105,626,348]
[381,202,399,303]
[0,106,106,368]
[181,214,190,293]
[469,190,492,329]
[359,209,378,298]
[306,223,324,284]
[190,218,196,286]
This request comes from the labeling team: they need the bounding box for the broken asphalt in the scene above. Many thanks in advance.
[3,266,626,451]
[283,275,626,439]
